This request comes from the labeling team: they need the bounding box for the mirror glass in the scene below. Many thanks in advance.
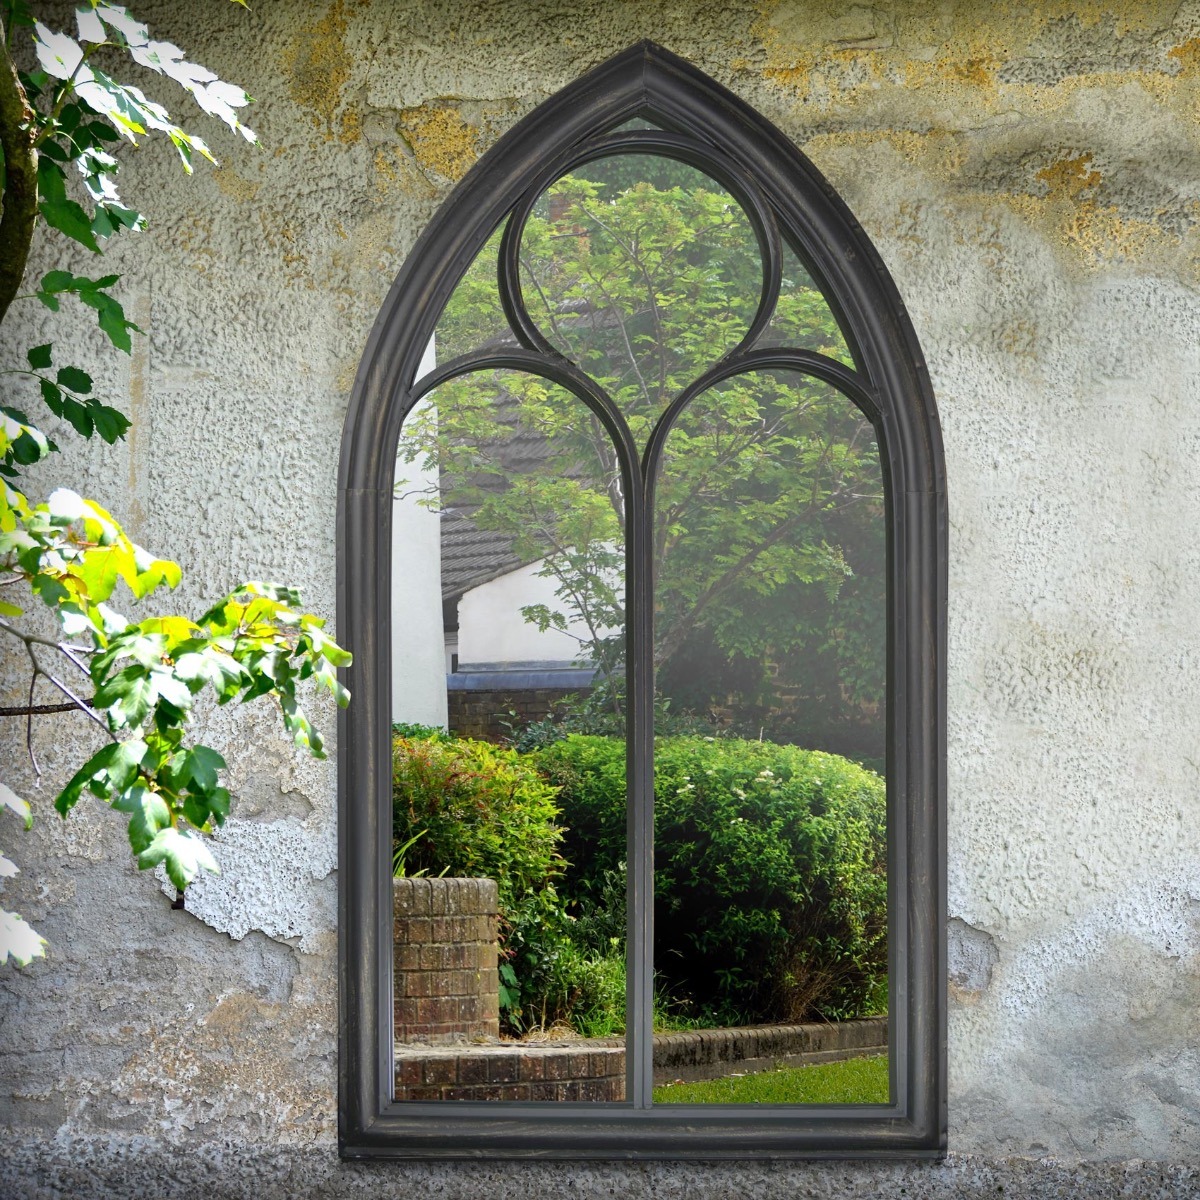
[650,369,889,1105]
[518,153,762,441]
[392,363,629,1102]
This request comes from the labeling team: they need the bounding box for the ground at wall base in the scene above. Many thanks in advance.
[2,1138,1200,1199]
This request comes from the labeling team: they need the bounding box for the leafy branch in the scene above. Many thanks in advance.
[0,1,348,969]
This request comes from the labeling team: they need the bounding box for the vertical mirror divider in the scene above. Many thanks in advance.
[626,442,655,1108]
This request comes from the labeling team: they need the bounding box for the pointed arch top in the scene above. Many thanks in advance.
[340,41,943,502]
[337,42,946,1159]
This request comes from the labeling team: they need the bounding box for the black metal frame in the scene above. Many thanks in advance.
[337,41,946,1159]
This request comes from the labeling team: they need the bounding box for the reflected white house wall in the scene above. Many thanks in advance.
[391,338,448,727]
[457,558,595,667]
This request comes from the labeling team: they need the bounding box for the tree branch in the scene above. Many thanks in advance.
[0,702,81,716]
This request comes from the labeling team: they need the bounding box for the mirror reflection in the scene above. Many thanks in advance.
[651,370,889,1105]
[518,153,761,439]
[391,364,628,1102]
[759,242,854,365]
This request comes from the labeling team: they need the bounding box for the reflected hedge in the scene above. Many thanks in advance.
[533,734,887,1023]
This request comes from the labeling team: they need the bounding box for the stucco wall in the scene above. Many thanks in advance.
[4,0,1200,1194]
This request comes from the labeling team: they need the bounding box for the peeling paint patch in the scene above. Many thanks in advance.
[949,917,1000,1002]
[159,819,335,952]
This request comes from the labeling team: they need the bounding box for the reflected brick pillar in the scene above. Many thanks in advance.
[393,877,500,1044]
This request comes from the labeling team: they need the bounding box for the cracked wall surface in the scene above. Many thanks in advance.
[3,0,1200,1192]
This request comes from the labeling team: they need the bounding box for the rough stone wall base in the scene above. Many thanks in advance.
[3,1140,1200,1199]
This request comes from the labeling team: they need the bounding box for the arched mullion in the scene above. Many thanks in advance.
[409,348,638,471]
[497,130,782,366]
[642,346,878,489]
[407,347,659,1107]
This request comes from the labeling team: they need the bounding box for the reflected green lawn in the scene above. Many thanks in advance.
[653,1053,888,1104]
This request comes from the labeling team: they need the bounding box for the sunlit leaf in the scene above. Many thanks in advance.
[112,784,171,854]
[0,781,33,831]
[1,908,47,967]
[33,21,83,80]
[135,826,218,890]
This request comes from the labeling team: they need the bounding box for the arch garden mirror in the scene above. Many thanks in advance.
[338,41,945,1159]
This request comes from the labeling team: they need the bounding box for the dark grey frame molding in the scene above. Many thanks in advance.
[337,41,947,1159]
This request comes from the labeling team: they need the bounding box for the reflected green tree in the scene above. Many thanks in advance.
[400,161,883,753]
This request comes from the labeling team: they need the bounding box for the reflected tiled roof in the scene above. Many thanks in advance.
[434,320,607,602]
[440,512,526,601]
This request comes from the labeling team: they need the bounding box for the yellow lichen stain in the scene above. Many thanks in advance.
[942,53,1000,88]
[398,102,481,183]
[1167,36,1200,72]
[249,206,310,277]
[804,127,967,181]
[1019,153,1177,268]
[212,165,261,204]
[749,1,1200,274]
[280,0,359,143]
[999,317,1041,359]
[1037,154,1103,201]
[369,142,438,201]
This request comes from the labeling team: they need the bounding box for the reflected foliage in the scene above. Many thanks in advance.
[520,158,760,429]
[656,372,884,763]
[534,734,887,1024]
[402,163,878,752]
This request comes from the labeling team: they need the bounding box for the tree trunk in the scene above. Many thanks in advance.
[0,25,39,329]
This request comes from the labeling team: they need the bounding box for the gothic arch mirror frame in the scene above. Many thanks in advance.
[337,42,946,1159]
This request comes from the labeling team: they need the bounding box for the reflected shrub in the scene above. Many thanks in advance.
[391,734,564,902]
[532,734,887,1024]
[392,732,625,1036]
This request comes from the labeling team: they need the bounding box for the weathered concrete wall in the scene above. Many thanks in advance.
[3,0,1200,1193]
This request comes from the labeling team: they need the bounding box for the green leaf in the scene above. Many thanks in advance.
[186,745,226,793]
[90,207,115,239]
[76,545,125,603]
[136,826,219,891]
[38,159,100,253]
[92,664,155,730]
[181,785,230,831]
[56,366,92,395]
[54,738,145,815]
[308,626,352,667]
[59,394,95,439]
[26,344,52,369]
[38,138,69,162]
[86,122,120,143]
[90,404,131,444]
[174,647,246,700]
[149,667,192,711]
[112,785,172,854]
[96,301,137,353]
[39,377,65,419]
[35,271,138,353]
